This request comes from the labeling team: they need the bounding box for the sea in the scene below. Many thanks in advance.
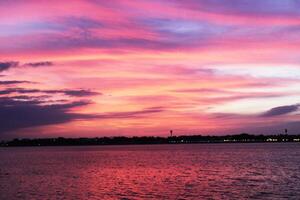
[0,143,299,199]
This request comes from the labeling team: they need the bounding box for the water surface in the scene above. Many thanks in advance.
[1,143,299,199]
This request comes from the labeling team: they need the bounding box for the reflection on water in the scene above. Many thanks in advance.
[0,143,300,199]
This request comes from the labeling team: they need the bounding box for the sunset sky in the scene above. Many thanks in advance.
[1,0,300,139]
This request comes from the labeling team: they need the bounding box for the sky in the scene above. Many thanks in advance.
[1,0,300,139]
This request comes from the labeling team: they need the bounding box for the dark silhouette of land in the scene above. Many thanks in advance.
[1,133,300,147]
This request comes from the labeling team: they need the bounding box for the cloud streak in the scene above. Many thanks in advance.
[0,80,32,85]
[0,88,101,97]
[24,61,53,67]
[0,61,53,72]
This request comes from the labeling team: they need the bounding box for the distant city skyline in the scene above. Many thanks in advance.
[1,0,300,139]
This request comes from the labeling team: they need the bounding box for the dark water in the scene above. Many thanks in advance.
[0,143,300,200]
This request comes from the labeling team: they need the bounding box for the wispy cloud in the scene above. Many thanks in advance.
[0,61,53,72]
[0,80,32,85]
[0,88,101,97]
[24,61,53,67]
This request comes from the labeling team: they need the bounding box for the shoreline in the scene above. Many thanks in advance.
[1,142,300,148]
[1,133,300,147]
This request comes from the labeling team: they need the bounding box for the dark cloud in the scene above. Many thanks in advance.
[261,104,300,117]
[0,96,93,134]
[0,88,100,97]
[0,88,40,95]
[0,94,163,135]
[0,90,12,95]
[47,89,101,97]
[24,61,53,67]
[0,61,53,72]
[0,80,32,85]
[0,62,19,72]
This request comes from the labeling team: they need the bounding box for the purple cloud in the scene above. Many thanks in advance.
[0,88,100,97]
[262,104,300,117]
[0,61,19,72]
[0,61,53,72]
[0,94,163,134]
[24,61,53,67]
[0,96,93,134]
[0,80,32,85]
